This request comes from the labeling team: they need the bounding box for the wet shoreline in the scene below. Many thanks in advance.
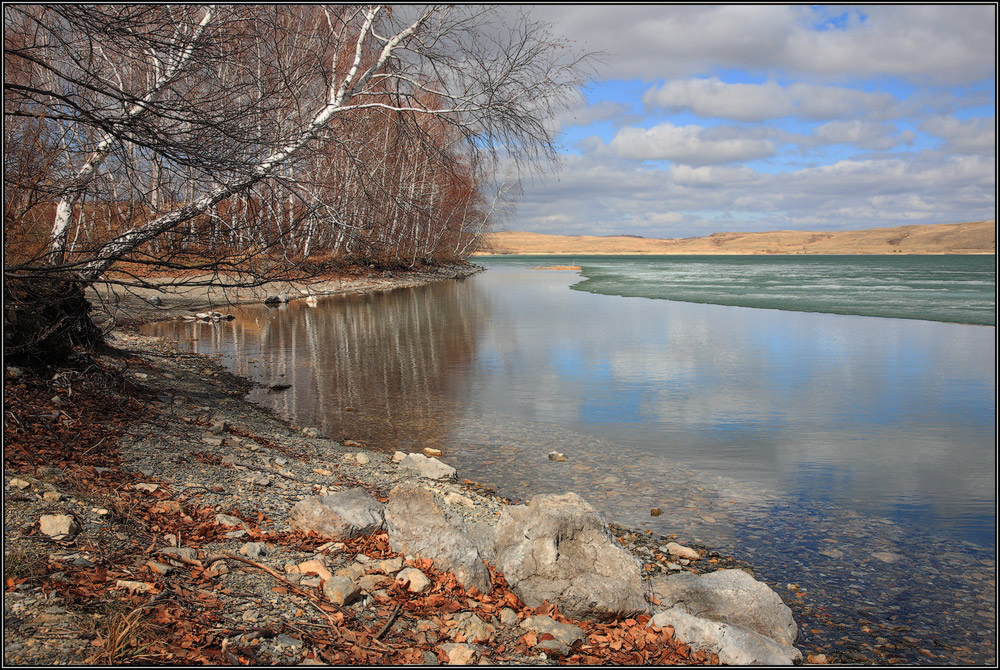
[137,267,996,665]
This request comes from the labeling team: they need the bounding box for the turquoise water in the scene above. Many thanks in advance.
[480,255,996,325]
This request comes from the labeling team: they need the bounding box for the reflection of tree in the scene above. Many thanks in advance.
[149,280,487,452]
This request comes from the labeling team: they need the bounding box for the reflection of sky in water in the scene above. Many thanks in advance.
[470,265,995,546]
[145,263,995,547]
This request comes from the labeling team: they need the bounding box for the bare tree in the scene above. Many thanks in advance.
[4,4,592,364]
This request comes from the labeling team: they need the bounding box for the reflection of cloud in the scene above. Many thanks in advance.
[145,266,996,545]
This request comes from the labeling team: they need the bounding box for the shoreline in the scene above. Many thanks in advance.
[6,265,815,665]
[87,263,486,329]
[474,251,996,256]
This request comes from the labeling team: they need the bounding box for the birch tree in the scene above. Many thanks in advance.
[4,4,591,364]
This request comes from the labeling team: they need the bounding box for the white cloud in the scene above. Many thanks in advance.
[920,116,997,156]
[510,151,995,237]
[609,123,776,165]
[524,5,996,84]
[643,78,903,122]
[811,120,911,151]
[494,6,996,238]
[785,83,900,120]
[643,78,793,121]
[559,99,632,128]
[668,164,760,187]
[785,5,996,83]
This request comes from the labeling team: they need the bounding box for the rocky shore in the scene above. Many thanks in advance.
[5,267,811,666]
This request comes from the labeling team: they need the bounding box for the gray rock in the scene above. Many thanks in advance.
[149,295,163,306]
[289,488,384,540]
[39,514,81,538]
[450,612,496,643]
[499,607,519,626]
[665,542,700,560]
[466,521,497,564]
[872,551,903,564]
[398,453,457,480]
[385,485,491,594]
[520,615,585,646]
[651,607,802,665]
[439,643,476,665]
[492,492,649,621]
[239,542,269,559]
[650,568,797,646]
[215,513,244,528]
[395,567,432,593]
[207,418,227,434]
[323,575,361,605]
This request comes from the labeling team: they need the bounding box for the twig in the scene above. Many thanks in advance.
[212,553,348,627]
[234,461,298,481]
[80,436,108,456]
[218,553,326,603]
[374,602,401,640]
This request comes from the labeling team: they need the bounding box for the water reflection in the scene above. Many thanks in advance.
[149,282,488,451]
[143,268,996,663]
[145,267,996,547]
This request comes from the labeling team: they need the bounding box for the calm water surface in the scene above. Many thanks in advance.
[144,257,996,664]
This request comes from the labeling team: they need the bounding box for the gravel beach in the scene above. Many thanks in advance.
[5,266,759,666]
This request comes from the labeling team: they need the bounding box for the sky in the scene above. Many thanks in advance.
[502,5,996,238]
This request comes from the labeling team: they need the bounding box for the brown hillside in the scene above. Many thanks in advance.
[476,221,995,255]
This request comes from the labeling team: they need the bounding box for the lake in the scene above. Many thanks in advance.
[143,254,996,664]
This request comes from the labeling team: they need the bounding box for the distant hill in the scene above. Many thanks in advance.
[476,221,995,255]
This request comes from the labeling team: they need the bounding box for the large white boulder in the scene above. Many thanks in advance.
[492,492,649,621]
[651,568,797,646]
[385,485,491,594]
[289,488,384,539]
[397,453,456,480]
[652,607,802,665]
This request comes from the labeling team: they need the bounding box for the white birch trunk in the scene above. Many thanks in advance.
[48,6,216,263]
